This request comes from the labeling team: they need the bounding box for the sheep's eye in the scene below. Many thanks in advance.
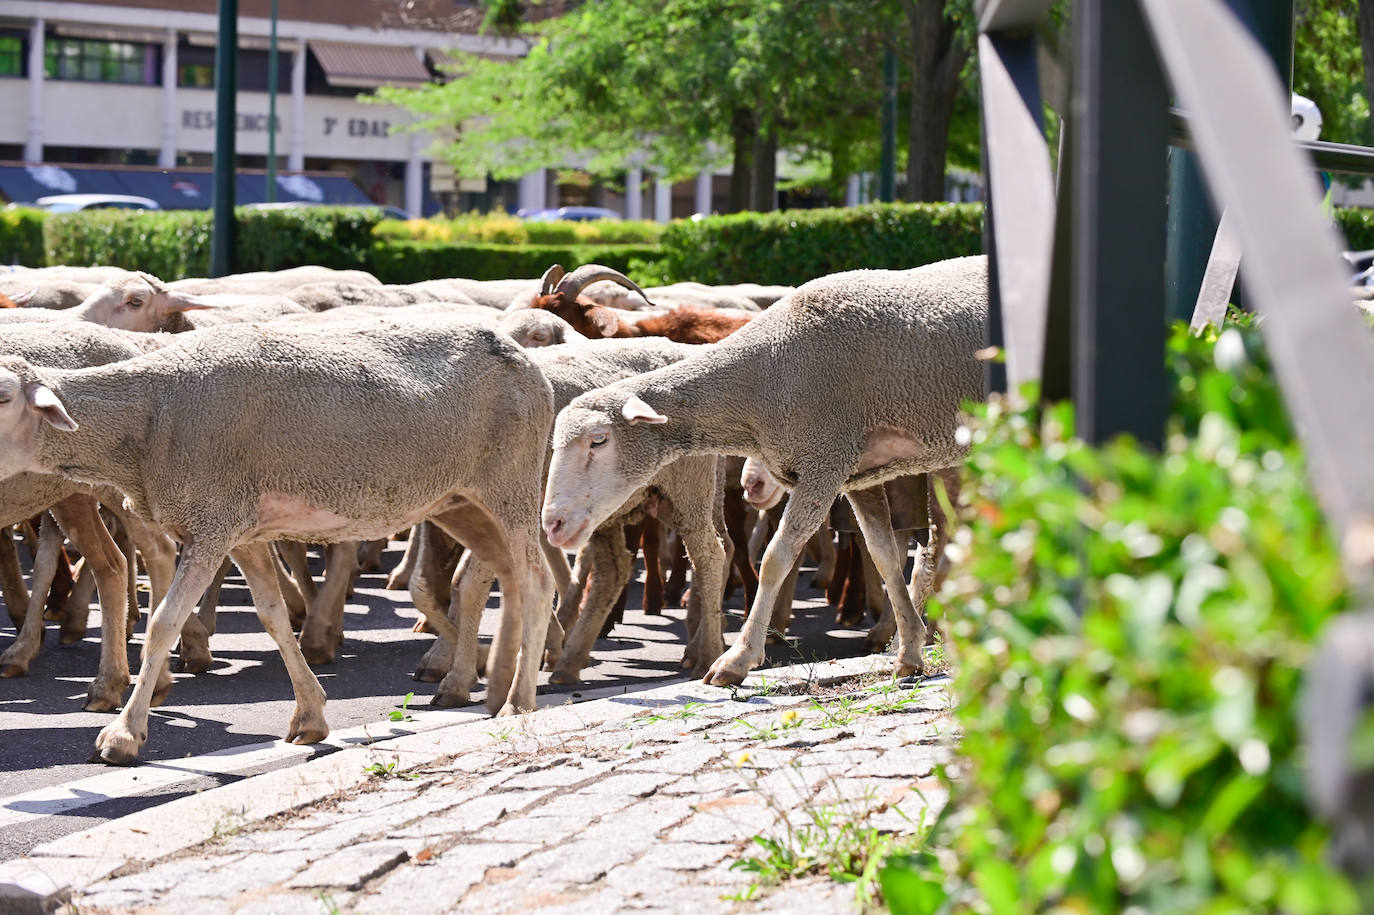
[127,297,144,309]
[590,433,607,447]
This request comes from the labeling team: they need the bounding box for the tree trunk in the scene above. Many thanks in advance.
[751,128,778,211]
[1358,0,1374,134]
[727,106,756,213]
[902,0,971,202]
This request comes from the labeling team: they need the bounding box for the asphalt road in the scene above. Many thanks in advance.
[0,540,875,862]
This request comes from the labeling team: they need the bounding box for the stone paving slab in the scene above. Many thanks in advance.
[3,654,952,913]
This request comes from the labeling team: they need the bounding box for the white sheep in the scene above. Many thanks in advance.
[0,315,556,763]
[409,336,726,697]
[497,309,588,348]
[543,255,986,685]
[166,265,381,295]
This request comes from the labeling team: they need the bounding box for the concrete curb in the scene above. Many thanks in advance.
[0,653,896,907]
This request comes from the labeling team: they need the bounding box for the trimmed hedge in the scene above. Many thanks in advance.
[43,207,382,280]
[0,207,46,267]
[375,214,664,247]
[369,240,663,284]
[633,202,985,286]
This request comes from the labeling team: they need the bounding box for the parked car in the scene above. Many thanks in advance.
[522,206,623,222]
[34,194,160,212]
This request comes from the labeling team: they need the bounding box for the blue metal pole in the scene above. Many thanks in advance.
[211,0,237,277]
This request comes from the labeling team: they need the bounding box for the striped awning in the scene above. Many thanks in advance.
[311,41,431,88]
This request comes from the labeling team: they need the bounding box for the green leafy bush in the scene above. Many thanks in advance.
[1335,207,1374,250]
[44,207,381,279]
[634,202,984,286]
[0,207,46,267]
[887,322,1361,914]
[368,240,662,284]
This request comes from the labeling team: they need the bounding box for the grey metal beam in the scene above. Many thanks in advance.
[978,31,1055,391]
[1070,0,1170,447]
[1140,0,1374,575]
[1169,109,1374,176]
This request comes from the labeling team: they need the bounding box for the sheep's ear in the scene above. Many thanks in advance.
[27,384,77,432]
[9,289,35,307]
[164,292,216,314]
[621,395,667,425]
[587,307,620,336]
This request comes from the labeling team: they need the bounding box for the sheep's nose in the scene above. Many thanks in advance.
[544,517,565,541]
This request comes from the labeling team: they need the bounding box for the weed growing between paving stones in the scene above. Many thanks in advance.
[727,766,935,909]
[883,320,1372,912]
[626,700,708,727]
[318,891,340,915]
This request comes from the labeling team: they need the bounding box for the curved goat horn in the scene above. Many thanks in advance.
[554,264,656,308]
[539,263,567,296]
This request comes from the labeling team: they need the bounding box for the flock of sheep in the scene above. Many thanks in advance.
[0,254,987,765]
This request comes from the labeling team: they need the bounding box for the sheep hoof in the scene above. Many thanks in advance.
[286,709,329,745]
[412,666,445,683]
[59,626,87,645]
[494,703,522,718]
[299,642,337,666]
[548,668,580,686]
[386,571,410,591]
[811,573,833,590]
[430,686,469,708]
[94,722,144,765]
[174,649,214,674]
[84,677,127,712]
[0,662,28,678]
[865,626,895,653]
[704,651,753,687]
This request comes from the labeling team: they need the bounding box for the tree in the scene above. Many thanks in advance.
[898,0,975,202]
[1294,0,1371,148]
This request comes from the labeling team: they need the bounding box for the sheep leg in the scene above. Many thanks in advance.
[874,468,959,654]
[705,481,834,687]
[836,535,867,626]
[357,538,387,573]
[409,522,462,656]
[540,535,574,615]
[97,513,135,646]
[677,520,728,677]
[0,529,28,628]
[847,487,926,678]
[46,542,75,624]
[553,545,592,634]
[550,525,635,685]
[413,532,465,681]
[298,540,358,665]
[271,546,310,628]
[809,528,837,590]
[664,532,689,608]
[47,497,134,711]
[190,559,230,645]
[722,491,758,605]
[433,505,552,716]
[748,511,770,565]
[861,536,887,623]
[385,525,423,590]
[0,514,64,679]
[229,544,330,746]
[432,553,496,708]
[641,517,664,616]
[765,554,804,644]
[277,541,318,619]
[64,561,97,630]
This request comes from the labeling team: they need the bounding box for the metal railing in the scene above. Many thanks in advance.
[976,0,1374,874]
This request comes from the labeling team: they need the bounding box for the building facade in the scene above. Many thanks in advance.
[0,0,528,213]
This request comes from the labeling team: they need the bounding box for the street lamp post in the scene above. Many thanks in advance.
[211,0,238,277]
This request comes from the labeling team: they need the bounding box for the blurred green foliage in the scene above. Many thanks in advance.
[369,240,661,284]
[882,320,1365,913]
[373,214,664,246]
[0,207,46,267]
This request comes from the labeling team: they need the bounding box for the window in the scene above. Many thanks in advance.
[0,36,22,77]
[45,38,156,85]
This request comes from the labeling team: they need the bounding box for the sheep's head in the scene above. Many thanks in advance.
[71,272,214,332]
[543,391,671,550]
[741,457,785,510]
[497,309,586,348]
[0,357,77,482]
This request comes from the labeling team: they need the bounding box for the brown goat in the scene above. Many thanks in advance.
[528,263,754,344]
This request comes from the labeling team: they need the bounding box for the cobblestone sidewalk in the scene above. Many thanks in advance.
[15,657,952,914]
